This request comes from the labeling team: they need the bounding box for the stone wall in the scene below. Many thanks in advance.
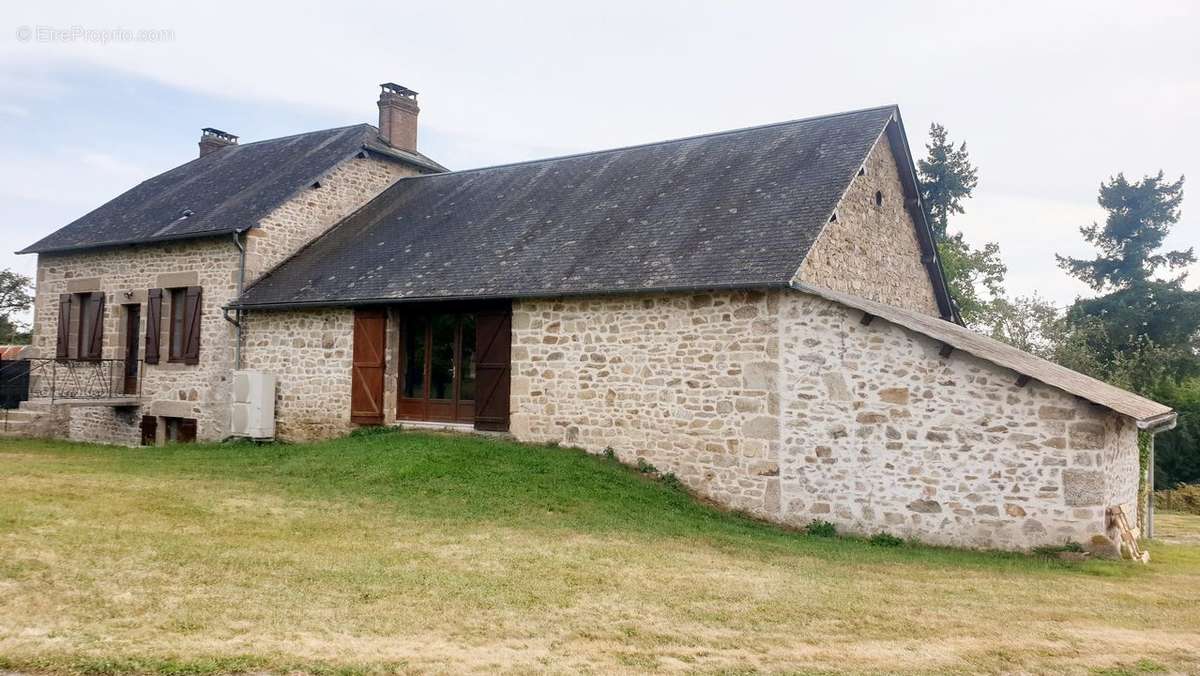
[508,288,1142,550]
[68,406,141,446]
[239,307,356,442]
[510,291,781,515]
[244,155,419,284]
[27,153,410,445]
[776,291,1134,549]
[794,135,942,317]
[30,239,239,443]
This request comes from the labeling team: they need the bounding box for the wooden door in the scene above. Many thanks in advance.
[351,308,387,425]
[396,312,477,424]
[474,306,511,431]
[123,305,140,395]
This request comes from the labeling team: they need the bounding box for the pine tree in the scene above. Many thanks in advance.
[1057,172,1195,291]
[917,123,1005,325]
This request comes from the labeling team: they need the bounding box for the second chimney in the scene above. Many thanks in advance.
[377,83,420,152]
[199,127,238,157]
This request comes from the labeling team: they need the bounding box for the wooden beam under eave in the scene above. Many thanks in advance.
[860,312,875,326]
[939,343,954,359]
[1015,374,1031,388]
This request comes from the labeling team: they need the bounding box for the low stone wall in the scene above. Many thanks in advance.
[68,406,141,446]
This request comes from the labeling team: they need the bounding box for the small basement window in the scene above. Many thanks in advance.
[163,416,197,443]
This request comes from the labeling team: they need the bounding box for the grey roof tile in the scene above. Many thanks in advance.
[19,124,442,254]
[237,106,898,307]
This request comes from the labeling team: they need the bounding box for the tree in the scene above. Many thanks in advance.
[1057,172,1195,291]
[982,293,1062,360]
[1054,172,1199,488]
[0,269,32,344]
[917,123,1007,326]
[918,124,978,240]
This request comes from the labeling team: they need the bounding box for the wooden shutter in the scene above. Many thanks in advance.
[182,286,202,365]
[350,308,387,424]
[140,415,157,446]
[473,305,512,431]
[56,294,72,359]
[144,289,162,364]
[83,292,105,359]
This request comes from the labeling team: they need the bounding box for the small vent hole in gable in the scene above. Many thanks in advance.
[874,190,883,207]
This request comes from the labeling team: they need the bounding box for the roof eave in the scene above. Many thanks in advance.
[230,280,792,311]
[791,281,1174,426]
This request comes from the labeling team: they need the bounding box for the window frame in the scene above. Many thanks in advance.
[167,287,187,363]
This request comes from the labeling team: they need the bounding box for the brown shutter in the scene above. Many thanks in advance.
[350,308,387,424]
[182,286,202,365]
[473,305,512,431]
[140,415,157,446]
[56,294,72,359]
[84,292,105,359]
[144,289,162,364]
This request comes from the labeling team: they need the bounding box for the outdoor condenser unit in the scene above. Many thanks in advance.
[230,370,276,439]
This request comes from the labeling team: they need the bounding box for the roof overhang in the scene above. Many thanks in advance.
[791,282,1176,428]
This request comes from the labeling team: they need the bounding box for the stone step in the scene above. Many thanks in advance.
[1,410,39,423]
[19,400,53,413]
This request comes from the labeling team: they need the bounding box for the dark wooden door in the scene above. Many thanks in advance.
[351,308,387,425]
[123,305,140,395]
[474,306,511,432]
[397,312,477,424]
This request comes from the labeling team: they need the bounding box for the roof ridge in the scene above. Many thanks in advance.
[229,123,373,149]
[388,104,899,182]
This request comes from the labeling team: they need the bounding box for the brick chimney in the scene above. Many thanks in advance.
[377,83,419,152]
[199,128,238,157]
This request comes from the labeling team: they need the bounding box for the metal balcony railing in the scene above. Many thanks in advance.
[22,358,142,402]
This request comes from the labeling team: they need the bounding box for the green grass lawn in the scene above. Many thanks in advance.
[1,429,1198,675]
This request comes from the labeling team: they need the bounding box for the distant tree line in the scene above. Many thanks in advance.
[919,125,1199,487]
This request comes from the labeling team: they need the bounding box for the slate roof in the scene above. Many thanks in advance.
[236,106,924,309]
[19,124,444,255]
[795,282,1177,427]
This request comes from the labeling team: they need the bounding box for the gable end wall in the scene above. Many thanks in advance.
[794,135,941,317]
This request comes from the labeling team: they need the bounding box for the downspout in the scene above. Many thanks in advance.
[232,230,246,370]
[1138,414,1177,540]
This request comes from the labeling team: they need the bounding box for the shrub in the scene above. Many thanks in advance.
[636,458,658,474]
[1155,484,1200,515]
[660,472,683,491]
[804,520,837,537]
[868,532,904,547]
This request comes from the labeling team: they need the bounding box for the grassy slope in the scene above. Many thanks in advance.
[0,430,1198,675]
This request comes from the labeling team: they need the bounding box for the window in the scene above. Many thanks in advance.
[165,286,202,364]
[168,288,187,361]
[163,416,197,443]
[58,292,105,360]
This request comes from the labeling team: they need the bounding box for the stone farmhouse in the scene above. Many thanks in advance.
[15,84,1176,551]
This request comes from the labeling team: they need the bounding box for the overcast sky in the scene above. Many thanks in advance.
[1,0,1197,310]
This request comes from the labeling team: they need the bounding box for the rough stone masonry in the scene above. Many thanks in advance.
[509,288,1139,550]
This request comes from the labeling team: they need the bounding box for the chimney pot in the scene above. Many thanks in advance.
[199,127,238,157]
[377,82,420,152]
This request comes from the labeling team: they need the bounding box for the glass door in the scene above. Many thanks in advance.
[397,312,476,423]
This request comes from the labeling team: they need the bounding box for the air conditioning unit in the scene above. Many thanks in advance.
[230,370,276,439]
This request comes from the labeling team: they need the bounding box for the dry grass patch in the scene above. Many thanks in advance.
[1,431,1198,674]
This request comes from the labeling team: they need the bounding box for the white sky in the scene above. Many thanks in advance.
[1,0,1197,309]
